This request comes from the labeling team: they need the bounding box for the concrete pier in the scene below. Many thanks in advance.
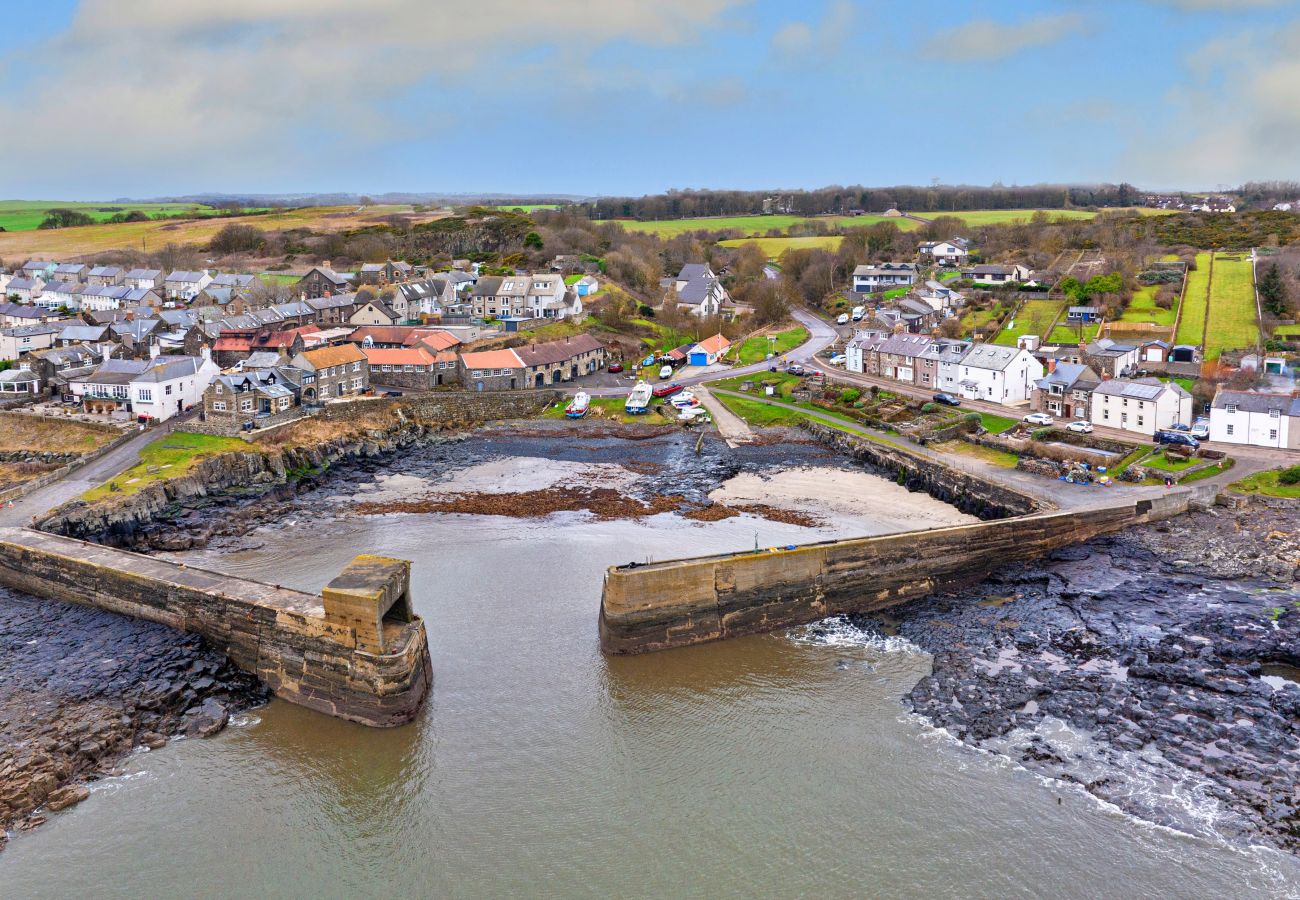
[0,527,431,727]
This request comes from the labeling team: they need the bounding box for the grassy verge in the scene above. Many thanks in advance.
[732,326,808,365]
[713,391,902,445]
[978,412,1018,434]
[1110,445,1153,477]
[82,432,248,501]
[0,413,119,453]
[1180,457,1234,483]
[1229,468,1300,498]
[932,440,1019,468]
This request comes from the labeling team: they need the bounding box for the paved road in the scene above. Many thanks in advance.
[693,386,754,447]
[0,426,165,527]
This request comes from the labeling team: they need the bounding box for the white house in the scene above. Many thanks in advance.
[918,238,970,265]
[0,324,60,361]
[123,268,164,290]
[945,343,1043,404]
[845,331,888,375]
[528,274,581,319]
[164,270,213,302]
[1090,378,1192,436]
[666,264,734,318]
[852,263,917,293]
[1208,389,1300,449]
[79,285,137,312]
[6,277,45,303]
[128,351,219,421]
[35,280,84,311]
[963,264,1031,286]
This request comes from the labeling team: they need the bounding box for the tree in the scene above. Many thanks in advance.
[1258,262,1290,317]
[523,231,544,250]
[38,208,95,229]
[209,223,265,254]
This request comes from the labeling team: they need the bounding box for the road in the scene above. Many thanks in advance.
[0,426,165,527]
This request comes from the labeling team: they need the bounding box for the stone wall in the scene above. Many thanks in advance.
[600,489,1203,655]
[0,527,431,726]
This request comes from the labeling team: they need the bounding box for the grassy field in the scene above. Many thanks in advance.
[491,204,561,212]
[977,412,1019,434]
[0,199,254,232]
[595,214,922,238]
[1173,252,1213,346]
[925,209,1097,227]
[1121,283,1179,326]
[1048,322,1101,343]
[732,327,809,365]
[1229,468,1300,499]
[1274,324,1300,337]
[717,235,843,256]
[82,432,247,502]
[993,299,1065,345]
[0,413,118,453]
[0,204,445,257]
[932,440,1019,468]
[1203,253,1259,359]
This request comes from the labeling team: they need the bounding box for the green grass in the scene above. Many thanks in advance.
[731,327,809,365]
[1180,457,1234,483]
[1274,324,1300,337]
[932,440,1019,468]
[1048,322,1101,344]
[1229,468,1300,499]
[978,412,1019,434]
[1158,375,1197,393]
[491,204,561,212]
[711,371,803,394]
[1174,252,1213,346]
[0,199,258,232]
[714,395,809,427]
[1203,253,1259,360]
[717,235,843,257]
[257,272,300,285]
[1121,283,1179,326]
[926,209,1099,227]
[1140,449,1200,473]
[994,299,1065,345]
[541,396,675,425]
[594,214,922,238]
[627,318,695,354]
[82,432,248,502]
[563,274,582,285]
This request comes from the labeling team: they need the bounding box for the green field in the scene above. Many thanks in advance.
[993,299,1065,345]
[1203,253,1258,359]
[718,235,843,257]
[1274,324,1300,337]
[82,432,247,502]
[1174,252,1213,346]
[257,272,300,285]
[731,326,809,365]
[0,199,260,232]
[492,204,561,212]
[1121,283,1179,326]
[977,412,1019,434]
[595,214,921,238]
[1048,322,1101,343]
[925,209,1097,227]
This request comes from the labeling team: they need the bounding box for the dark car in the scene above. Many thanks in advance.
[786,364,806,376]
[1154,430,1199,449]
[652,382,684,398]
[932,392,961,407]
[607,363,624,374]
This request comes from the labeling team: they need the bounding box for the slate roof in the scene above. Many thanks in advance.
[1211,389,1300,416]
[514,334,604,367]
[960,343,1026,372]
[1035,362,1100,391]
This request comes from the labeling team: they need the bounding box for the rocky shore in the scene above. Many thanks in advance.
[0,586,266,849]
[845,499,1300,851]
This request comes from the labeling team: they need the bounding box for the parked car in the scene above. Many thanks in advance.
[828,354,847,366]
[1023,412,1054,426]
[658,364,673,380]
[851,305,866,321]
[652,382,684,398]
[607,363,624,374]
[1170,422,1191,432]
[1155,430,1199,449]
[1066,420,1093,434]
[836,313,849,325]
[786,364,806,376]
[932,393,961,407]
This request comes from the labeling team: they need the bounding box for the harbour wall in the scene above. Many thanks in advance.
[600,483,1210,655]
[0,527,431,727]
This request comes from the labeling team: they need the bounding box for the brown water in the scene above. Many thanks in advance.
[2,496,1298,896]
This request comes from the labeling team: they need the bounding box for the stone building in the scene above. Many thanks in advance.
[290,343,369,404]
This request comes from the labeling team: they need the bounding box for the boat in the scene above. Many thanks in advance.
[564,392,590,418]
[669,390,699,408]
[624,381,653,414]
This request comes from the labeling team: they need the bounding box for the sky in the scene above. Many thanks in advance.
[2,0,1300,199]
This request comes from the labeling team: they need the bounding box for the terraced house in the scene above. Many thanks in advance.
[459,334,606,391]
[289,343,369,403]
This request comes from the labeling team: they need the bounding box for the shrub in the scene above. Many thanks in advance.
[838,388,861,404]
[638,304,655,318]
[1279,465,1300,486]
[921,402,937,413]
[1032,427,1052,441]
[963,412,981,423]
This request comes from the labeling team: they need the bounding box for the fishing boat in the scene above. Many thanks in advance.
[624,381,653,414]
[669,390,699,408]
[565,392,590,418]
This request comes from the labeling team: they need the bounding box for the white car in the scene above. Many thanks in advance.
[1023,412,1054,426]
[828,354,847,366]
[836,313,849,325]
[658,364,673,380]
[1066,420,1093,434]
[1190,419,1210,440]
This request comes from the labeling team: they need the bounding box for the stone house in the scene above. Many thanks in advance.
[52,263,87,283]
[362,345,459,389]
[875,333,934,385]
[356,260,414,286]
[1031,362,1101,420]
[164,270,213,302]
[349,299,400,327]
[1083,339,1140,378]
[87,266,125,287]
[203,368,302,432]
[306,292,360,326]
[290,343,369,404]
[296,265,353,299]
[459,334,606,391]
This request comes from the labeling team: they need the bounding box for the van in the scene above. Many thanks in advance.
[658,364,673,380]
[836,313,849,325]
[851,305,866,321]
[1155,430,1199,449]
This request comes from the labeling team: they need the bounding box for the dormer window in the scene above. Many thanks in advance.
[1225,404,1237,414]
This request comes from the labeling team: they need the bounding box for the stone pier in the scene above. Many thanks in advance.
[0,527,431,727]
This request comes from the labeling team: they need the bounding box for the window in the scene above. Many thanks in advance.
[165,385,172,395]
[240,399,253,412]
[137,388,152,402]
[1137,416,1144,427]
[1269,429,1278,440]
[1226,423,1234,435]
[1225,404,1237,414]
[1270,408,1281,418]
[352,378,362,390]
[212,400,226,411]
[353,362,361,372]
[472,370,482,378]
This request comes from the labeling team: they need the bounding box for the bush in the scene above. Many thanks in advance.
[963,412,981,423]
[1279,465,1300,486]
[638,304,655,318]
[921,402,937,413]
[838,388,861,404]
[1032,427,1052,441]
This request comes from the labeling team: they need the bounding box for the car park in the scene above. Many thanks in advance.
[1155,430,1199,449]
[1066,420,1093,434]
[1023,412,1054,426]
[932,393,961,407]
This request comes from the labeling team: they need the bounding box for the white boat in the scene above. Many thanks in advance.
[677,406,710,422]
[669,390,699,408]
[565,392,590,418]
[625,381,653,414]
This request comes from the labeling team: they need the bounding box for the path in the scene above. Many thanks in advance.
[692,386,753,447]
[0,426,166,527]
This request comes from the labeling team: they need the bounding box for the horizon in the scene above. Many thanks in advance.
[4,1,1300,198]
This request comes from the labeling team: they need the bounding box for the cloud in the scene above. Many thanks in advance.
[924,12,1088,62]
[0,0,752,192]
[1145,0,1291,10]
[769,1,855,60]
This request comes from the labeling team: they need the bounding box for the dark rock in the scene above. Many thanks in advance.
[183,699,228,738]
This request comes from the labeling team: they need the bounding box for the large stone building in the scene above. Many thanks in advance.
[290,343,369,403]
[458,334,606,391]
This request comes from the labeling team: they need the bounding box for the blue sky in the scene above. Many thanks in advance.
[2,0,1299,198]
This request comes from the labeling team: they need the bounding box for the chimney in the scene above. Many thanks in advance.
[1047,359,1056,374]
[149,341,160,359]
[323,261,332,269]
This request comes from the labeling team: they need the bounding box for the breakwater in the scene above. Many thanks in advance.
[0,528,431,727]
